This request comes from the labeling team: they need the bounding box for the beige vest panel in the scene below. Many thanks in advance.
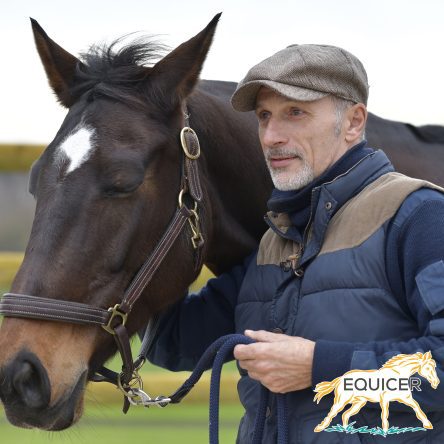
[257,173,444,266]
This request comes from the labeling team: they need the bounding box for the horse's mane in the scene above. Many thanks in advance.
[71,37,169,109]
[382,352,424,369]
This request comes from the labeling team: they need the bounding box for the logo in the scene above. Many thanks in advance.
[313,351,439,437]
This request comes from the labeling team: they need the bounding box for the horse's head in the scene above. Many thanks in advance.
[418,351,440,389]
[0,15,221,430]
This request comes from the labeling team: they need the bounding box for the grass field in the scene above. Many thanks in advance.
[0,144,44,172]
[0,252,23,291]
[0,402,244,443]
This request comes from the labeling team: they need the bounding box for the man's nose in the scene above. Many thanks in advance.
[261,119,289,148]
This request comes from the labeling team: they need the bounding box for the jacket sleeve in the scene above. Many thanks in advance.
[146,252,255,371]
[312,188,444,411]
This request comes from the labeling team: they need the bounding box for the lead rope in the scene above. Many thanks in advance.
[119,333,289,444]
[206,334,289,444]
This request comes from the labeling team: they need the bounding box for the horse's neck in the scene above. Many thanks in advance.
[189,91,272,275]
[403,362,421,377]
[387,362,420,377]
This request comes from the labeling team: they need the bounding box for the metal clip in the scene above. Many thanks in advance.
[187,209,204,249]
[177,190,204,249]
[102,304,128,335]
[127,389,171,408]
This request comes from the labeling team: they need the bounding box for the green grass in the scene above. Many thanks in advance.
[0,403,244,443]
[0,144,45,172]
[0,252,23,290]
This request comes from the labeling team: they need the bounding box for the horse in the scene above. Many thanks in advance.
[0,14,444,431]
[313,351,440,433]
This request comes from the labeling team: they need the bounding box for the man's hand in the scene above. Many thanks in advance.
[233,329,315,393]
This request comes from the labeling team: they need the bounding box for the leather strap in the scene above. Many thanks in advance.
[134,314,161,368]
[114,323,134,384]
[0,293,109,325]
[119,205,191,313]
[182,130,203,202]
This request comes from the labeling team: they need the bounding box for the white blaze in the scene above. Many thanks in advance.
[58,126,96,174]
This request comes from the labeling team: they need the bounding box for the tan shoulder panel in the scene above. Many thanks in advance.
[319,172,444,255]
[257,228,298,266]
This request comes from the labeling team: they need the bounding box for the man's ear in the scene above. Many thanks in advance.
[148,13,221,109]
[344,103,367,143]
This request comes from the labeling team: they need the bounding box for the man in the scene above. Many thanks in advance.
[148,44,444,442]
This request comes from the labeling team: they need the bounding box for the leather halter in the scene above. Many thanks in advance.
[0,110,205,412]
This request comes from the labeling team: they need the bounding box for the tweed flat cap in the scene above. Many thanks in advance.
[231,44,369,111]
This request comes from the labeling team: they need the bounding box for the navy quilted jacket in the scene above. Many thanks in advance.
[148,148,444,443]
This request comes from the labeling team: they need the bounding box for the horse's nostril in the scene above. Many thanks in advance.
[13,361,44,408]
[4,351,51,410]
[13,361,33,387]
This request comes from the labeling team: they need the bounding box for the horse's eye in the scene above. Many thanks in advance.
[102,156,145,198]
[102,165,145,198]
[104,178,143,197]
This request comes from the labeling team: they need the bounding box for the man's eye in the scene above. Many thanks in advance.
[257,111,270,121]
[290,108,303,116]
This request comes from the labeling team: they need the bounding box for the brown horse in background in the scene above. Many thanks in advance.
[0,14,443,431]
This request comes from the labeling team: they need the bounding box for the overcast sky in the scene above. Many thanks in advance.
[1,0,443,143]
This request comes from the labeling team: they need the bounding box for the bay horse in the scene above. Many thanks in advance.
[0,14,444,431]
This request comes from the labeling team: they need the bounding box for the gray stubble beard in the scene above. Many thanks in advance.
[264,148,314,191]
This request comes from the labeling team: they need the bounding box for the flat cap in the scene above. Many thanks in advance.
[231,44,369,111]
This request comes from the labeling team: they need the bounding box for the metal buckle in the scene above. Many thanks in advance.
[102,304,128,335]
[180,127,201,160]
[117,369,143,395]
[178,189,198,211]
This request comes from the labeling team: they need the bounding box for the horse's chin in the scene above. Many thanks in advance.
[3,370,87,431]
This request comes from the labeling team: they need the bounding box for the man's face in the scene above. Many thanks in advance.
[255,88,350,191]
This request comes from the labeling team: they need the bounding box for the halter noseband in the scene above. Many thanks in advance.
[0,109,205,412]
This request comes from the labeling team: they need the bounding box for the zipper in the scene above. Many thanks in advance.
[292,188,316,276]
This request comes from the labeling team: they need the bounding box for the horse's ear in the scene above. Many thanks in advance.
[423,351,432,360]
[149,13,222,106]
[30,18,81,108]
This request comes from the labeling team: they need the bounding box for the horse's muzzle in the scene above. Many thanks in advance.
[0,350,86,430]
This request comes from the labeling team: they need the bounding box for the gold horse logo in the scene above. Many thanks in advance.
[313,351,439,433]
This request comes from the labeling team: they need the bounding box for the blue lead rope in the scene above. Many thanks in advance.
[168,334,289,444]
